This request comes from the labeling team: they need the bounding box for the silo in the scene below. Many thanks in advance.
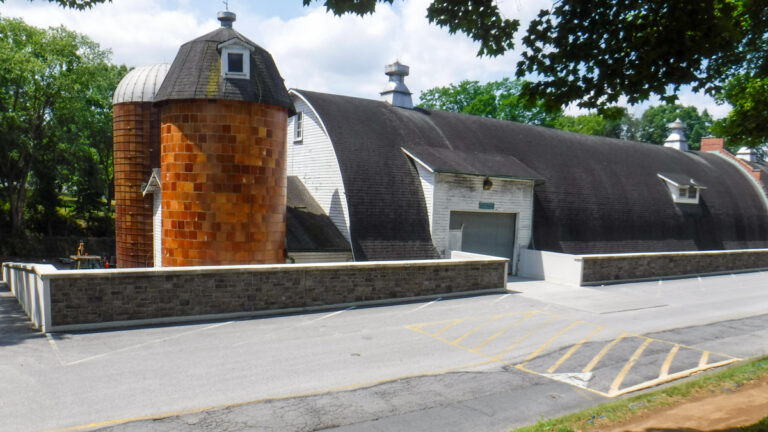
[153,11,295,267]
[112,64,170,268]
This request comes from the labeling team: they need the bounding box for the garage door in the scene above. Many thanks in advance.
[449,211,517,263]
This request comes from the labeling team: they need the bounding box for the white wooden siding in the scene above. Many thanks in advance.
[415,163,435,233]
[430,173,534,267]
[286,93,352,241]
[153,191,162,268]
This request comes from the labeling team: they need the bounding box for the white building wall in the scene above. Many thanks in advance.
[286,94,352,242]
[415,163,435,232]
[153,191,162,268]
[430,173,534,264]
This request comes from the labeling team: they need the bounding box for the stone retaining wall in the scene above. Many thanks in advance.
[4,255,507,332]
[581,249,768,284]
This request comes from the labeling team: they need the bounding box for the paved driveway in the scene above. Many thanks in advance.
[1,271,767,432]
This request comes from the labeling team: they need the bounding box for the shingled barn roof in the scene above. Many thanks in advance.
[296,90,768,255]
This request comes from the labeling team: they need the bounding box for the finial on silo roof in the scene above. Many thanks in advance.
[218,9,236,28]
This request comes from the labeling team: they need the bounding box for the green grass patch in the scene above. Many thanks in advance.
[513,355,768,432]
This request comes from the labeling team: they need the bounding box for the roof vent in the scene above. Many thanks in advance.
[736,146,758,162]
[380,61,413,109]
[218,10,236,28]
[664,118,689,151]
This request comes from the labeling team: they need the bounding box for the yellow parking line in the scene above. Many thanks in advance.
[547,325,604,374]
[615,357,741,397]
[659,344,680,378]
[432,319,465,336]
[451,315,502,346]
[470,311,539,352]
[582,332,626,373]
[699,351,710,368]
[609,338,652,395]
[518,320,583,368]
[490,315,559,359]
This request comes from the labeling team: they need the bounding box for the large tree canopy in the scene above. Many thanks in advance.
[307,0,766,145]
[0,0,107,9]
[9,0,766,144]
[418,78,562,126]
[0,16,126,236]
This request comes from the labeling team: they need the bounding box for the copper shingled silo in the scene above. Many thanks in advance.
[153,11,295,267]
[112,64,169,268]
[160,100,287,266]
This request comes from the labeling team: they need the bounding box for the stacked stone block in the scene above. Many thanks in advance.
[113,102,160,268]
[160,99,288,266]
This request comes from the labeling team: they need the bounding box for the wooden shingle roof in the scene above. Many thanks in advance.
[155,27,295,115]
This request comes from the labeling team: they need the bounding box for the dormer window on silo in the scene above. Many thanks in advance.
[219,39,253,79]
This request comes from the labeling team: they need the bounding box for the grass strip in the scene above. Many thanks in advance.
[513,355,768,432]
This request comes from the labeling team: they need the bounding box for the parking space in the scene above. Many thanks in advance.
[406,310,740,397]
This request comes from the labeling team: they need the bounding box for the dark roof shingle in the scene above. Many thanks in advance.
[297,90,768,255]
[155,27,295,115]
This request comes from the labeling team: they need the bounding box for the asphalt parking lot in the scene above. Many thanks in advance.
[1,271,767,432]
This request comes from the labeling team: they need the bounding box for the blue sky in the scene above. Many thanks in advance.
[2,0,728,118]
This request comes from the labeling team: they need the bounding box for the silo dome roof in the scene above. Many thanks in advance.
[113,63,170,104]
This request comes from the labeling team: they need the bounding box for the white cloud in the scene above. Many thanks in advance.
[2,0,729,118]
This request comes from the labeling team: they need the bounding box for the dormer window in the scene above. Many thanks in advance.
[218,39,253,79]
[658,173,705,204]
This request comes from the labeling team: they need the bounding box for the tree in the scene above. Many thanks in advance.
[0,17,125,235]
[553,107,638,140]
[0,0,108,9]
[636,105,713,150]
[711,74,768,148]
[418,78,562,126]
[307,0,766,145]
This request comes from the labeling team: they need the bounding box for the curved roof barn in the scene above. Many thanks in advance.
[295,90,768,256]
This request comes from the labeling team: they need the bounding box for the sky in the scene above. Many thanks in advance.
[1,0,730,118]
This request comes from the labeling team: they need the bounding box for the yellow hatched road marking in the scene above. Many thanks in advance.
[583,332,627,373]
[405,312,741,399]
[451,315,503,346]
[490,315,559,359]
[659,344,680,378]
[547,325,604,374]
[699,351,710,368]
[470,311,539,352]
[432,319,465,337]
[518,320,583,368]
[609,338,653,395]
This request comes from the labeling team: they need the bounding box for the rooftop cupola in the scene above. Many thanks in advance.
[664,118,689,151]
[380,61,413,109]
[737,146,758,162]
[217,10,236,28]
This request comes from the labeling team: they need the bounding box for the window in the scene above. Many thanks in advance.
[227,52,243,73]
[294,111,303,142]
[218,39,252,79]
[658,173,705,204]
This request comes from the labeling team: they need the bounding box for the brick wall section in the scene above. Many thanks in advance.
[581,250,768,284]
[701,137,764,184]
[113,102,160,268]
[46,260,507,326]
[160,100,288,267]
